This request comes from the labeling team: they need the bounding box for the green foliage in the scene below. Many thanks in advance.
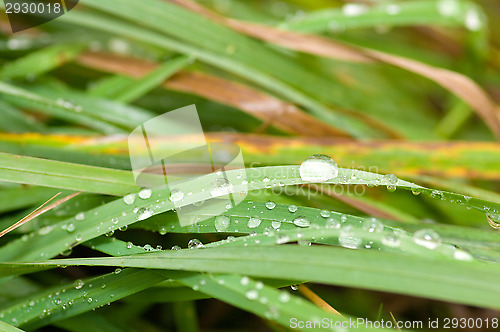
[0,0,500,331]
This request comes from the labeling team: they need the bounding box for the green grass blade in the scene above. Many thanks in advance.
[114,55,191,103]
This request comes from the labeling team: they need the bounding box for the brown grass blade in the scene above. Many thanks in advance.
[168,0,500,139]
[298,285,343,317]
[0,191,80,238]
[77,52,347,137]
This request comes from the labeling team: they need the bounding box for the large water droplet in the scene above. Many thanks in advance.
[66,223,76,233]
[453,248,473,261]
[248,216,262,228]
[240,276,250,285]
[215,215,230,232]
[138,188,152,199]
[293,216,310,228]
[381,232,401,248]
[299,154,338,183]
[246,289,258,300]
[413,229,441,249]
[385,4,401,15]
[136,208,153,221]
[188,238,203,249]
[271,220,281,230]
[342,3,368,16]
[265,201,276,210]
[320,210,331,218]
[288,204,298,213]
[465,9,482,31]
[486,214,500,229]
[169,189,184,202]
[437,0,460,17]
[278,291,290,303]
[123,194,136,205]
[210,178,232,197]
[384,174,398,185]
[339,226,362,249]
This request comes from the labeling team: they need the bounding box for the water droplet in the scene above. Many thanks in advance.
[240,276,250,285]
[413,229,441,249]
[276,235,290,244]
[75,212,85,221]
[248,216,262,228]
[293,216,310,228]
[246,289,258,300]
[271,220,281,230]
[339,226,362,249]
[138,188,152,199]
[66,223,76,233]
[486,213,500,229]
[111,218,119,224]
[171,245,181,250]
[119,225,127,231]
[188,238,203,249]
[123,194,136,205]
[384,174,398,185]
[411,188,421,196]
[215,215,230,232]
[342,3,368,16]
[385,4,400,15]
[320,210,331,218]
[114,268,122,274]
[437,0,460,17]
[288,204,298,213]
[144,244,154,251]
[210,178,232,197]
[136,208,153,221]
[265,201,276,210]
[453,248,473,261]
[74,279,84,290]
[278,291,290,303]
[431,190,444,200]
[126,241,133,249]
[381,232,401,248]
[290,284,299,291]
[362,218,383,233]
[299,154,338,183]
[325,218,341,229]
[169,189,184,202]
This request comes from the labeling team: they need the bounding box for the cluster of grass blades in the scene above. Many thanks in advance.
[1,0,500,331]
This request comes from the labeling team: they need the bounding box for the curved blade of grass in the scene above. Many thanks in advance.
[3,244,500,309]
[0,43,86,80]
[0,82,124,134]
[77,52,350,137]
[0,100,44,133]
[0,162,498,261]
[0,268,166,330]
[0,320,25,332]
[279,0,485,33]
[61,1,383,138]
[113,55,191,103]
[5,133,500,179]
[0,152,142,195]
